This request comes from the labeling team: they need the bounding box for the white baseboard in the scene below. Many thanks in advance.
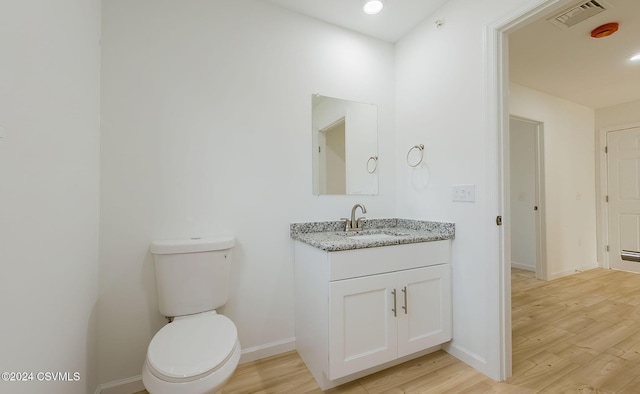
[577,262,599,272]
[97,338,296,394]
[547,261,600,280]
[98,375,145,394]
[443,342,492,379]
[239,337,296,364]
[547,268,579,280]
[510,261,535,271]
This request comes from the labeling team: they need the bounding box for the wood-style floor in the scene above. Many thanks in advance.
[138,267,640,393]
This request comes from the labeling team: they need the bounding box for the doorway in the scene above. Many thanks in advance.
[509,117,547,280]
[486,0,576,381]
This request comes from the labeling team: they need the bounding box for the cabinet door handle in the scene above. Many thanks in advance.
[391,289,397,317]
[402,286,408,314]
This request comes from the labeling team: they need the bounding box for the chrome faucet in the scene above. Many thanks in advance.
[342,204,367,232]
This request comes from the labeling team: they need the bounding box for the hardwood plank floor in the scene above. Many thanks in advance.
[137,267,640,393]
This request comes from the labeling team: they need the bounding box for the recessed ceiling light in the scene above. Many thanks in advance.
[363,0,384,15]
[631,53,640,62]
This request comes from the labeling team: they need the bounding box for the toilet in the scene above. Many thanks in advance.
[142,236,241,394]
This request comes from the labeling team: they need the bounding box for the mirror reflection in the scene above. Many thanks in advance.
[312,94,378,195]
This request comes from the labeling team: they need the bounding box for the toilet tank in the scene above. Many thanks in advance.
[150,236,235,318]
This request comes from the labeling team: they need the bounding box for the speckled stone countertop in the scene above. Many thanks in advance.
[290,218,455,252]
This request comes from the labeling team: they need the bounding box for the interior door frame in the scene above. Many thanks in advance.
[599,122,640,269]
[509,116,548,280]
[487,0,574,380]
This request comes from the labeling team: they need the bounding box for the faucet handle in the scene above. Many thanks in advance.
[339,218,351,231]
[355,217,366,229]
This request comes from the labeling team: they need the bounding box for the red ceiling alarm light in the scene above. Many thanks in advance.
[590,22,619,38]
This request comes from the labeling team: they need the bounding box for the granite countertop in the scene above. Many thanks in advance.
[290,218,455,252]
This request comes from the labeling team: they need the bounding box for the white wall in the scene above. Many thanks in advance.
[510,119,537,271]
[510,83,597,278]
[100,0,396,385]
[395,0,512,379]
[596,99,640,130]
[394,0,595,379]
[0,1,101,394]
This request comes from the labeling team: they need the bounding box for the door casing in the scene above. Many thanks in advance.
[488,0,576,381]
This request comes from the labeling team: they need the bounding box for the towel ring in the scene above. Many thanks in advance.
[407,144,424,167]
[366,156,378,174]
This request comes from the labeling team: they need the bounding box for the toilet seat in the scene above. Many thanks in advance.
[146,312,238,383]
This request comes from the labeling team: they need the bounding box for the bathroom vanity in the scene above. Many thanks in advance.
[290,219,454,390]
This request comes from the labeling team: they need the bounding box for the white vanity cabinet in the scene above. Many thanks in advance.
[294,239,452,390]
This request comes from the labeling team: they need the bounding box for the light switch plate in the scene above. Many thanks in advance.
[452,184,475,202]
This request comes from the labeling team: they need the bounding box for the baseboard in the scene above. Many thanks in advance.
[239,337,296,364]
[510,261,535,271]
[547,268,580,280]
[577,262,599,272]
[98,375,145,394]
[443,341,491,378]
[97,338,296,393]
[543,260,601,280]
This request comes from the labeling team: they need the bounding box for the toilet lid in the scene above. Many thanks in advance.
[147,313,238,379]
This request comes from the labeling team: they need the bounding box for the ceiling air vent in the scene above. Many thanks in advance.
[547,0,613,29]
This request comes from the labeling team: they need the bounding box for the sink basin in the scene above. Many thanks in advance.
[338,229,410,242]
[348,233,399,241]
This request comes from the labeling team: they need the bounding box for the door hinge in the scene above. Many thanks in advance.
[605,146,608,154]
[606,195,609,202]
[606,245,610,252]
[496,215,502,226]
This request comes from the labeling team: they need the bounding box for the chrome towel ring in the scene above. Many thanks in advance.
[366,156,378,174]
[407,144,424,167]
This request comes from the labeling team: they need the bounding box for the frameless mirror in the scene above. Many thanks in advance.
[312,94,379,195]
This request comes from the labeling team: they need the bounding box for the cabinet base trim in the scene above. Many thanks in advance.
[316,345,442,391]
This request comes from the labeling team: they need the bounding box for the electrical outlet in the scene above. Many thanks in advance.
[452,184,475,202]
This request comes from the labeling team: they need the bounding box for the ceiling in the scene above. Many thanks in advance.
[263,0,450,43]
[262,0,640,109]
[509,0,640,109]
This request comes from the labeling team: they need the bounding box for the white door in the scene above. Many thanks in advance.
[608,127,640,273]
[396,265,452,358]
[328,273,397,380]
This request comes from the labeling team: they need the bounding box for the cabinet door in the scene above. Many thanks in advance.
[396,265,452,358]
[328,272,397,380]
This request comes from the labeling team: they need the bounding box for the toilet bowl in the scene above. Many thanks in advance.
[142,311,241,394]
[143,235,239,394]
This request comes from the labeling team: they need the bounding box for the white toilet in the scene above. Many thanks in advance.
[142,236,241,394]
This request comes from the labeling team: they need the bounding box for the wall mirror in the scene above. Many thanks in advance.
[312,94,379,195]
